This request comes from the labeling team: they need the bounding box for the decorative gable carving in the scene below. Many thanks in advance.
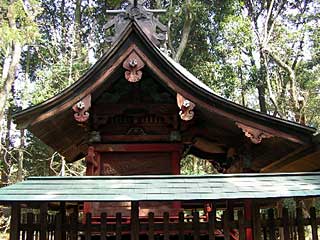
[123,51,145,82]
[177,93,195,121]
[72,94,91,123]
[236,122,273,144]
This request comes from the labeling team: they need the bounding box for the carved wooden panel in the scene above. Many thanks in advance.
[100,152,172,175]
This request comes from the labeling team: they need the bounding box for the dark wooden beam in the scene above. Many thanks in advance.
[10,203,20,240]
[94,143,183,152]
[131,201,139,240]
[40,203,48,240]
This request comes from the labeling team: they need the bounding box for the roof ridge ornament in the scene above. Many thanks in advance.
[105,1,167,47]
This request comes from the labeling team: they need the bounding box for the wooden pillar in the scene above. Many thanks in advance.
[10,203,21,240]
[172,151,181,210]
[171,151,180,175]
[40,203,48,240]
[244,199,253,240]
[252,201,261,240]
[131,201,139,240]
[55,202,67,240]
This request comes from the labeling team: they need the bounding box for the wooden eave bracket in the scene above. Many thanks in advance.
[177,93,196,121]
[72,94,91,123]
[236,122,273,144]
[123,51,145,82]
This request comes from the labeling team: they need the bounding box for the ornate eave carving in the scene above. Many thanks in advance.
[123,51,145,82]
[236,122,273,144]
[176,93,195,121]
[72,94,91,123]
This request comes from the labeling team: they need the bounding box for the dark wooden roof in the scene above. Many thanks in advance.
[0,172,319,202]
[13,21,316,162]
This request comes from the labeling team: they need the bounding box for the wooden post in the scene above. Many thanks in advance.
[10,203,20,240]
[310,207,319,240]
[223,212,230,240]
[40,203,48,240]
[27,212,34,240]
[208,210,216,240]
[131,201,139,240]
[226,200,234,221]
[70,212,78,240]
[116,212,122,240]
[193,211,200,240]
[178,211,184,240]
[262,214,267,240]
[85,212,92,240]
[238,210,245,240]
[148,212,155,240]
[55,213,63,240]
[163,212,169,240]
[296,207,305,240]
[172,151,181,210]
[252,201,261,240]
[267,209,276,240]
[282,208,290,240]
[244,199,253,240]
[100,212,107,240]
[60,202,66,240]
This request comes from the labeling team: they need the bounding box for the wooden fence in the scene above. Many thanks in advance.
[11,206,320,240]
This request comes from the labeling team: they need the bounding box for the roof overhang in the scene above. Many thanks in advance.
[12,21,316,162]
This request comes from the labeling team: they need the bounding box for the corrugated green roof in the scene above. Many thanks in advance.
[0,172,319,202]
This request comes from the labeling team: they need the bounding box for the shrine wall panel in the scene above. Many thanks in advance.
[100,152,172,175]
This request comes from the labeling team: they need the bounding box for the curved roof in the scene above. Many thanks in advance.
[13,21,316,161]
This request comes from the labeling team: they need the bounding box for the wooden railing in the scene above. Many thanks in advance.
[12,207,320,240]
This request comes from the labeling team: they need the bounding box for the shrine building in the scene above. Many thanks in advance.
[1,2,320,240]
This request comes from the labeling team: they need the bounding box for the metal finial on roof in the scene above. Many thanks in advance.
[105,1,167,47]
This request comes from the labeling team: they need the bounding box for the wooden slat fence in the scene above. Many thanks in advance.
[12,207,320,240]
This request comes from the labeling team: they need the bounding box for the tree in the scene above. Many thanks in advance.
[0,0,40,123]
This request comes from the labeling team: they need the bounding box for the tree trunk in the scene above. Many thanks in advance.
[74,0,82,53]
[257,83,267,113]
[17,129,25,182]
[173,0,193,63]
[0,4,22,123]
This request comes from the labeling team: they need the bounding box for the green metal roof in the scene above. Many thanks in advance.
[0,172,319,202]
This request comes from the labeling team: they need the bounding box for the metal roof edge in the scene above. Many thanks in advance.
[26,171,320,181]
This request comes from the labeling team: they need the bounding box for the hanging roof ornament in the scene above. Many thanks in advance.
[105,0,167,47]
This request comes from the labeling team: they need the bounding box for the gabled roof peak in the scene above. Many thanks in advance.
[105,1,167,47]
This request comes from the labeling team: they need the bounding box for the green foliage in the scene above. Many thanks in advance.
[0,1,41,52]
[31,48,90,104]
[180,155,217,175]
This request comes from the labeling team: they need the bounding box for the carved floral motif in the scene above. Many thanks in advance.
[123,51,145,82]
[72,95,91,123]
[176,93,196,121]
[236,122,273,144]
